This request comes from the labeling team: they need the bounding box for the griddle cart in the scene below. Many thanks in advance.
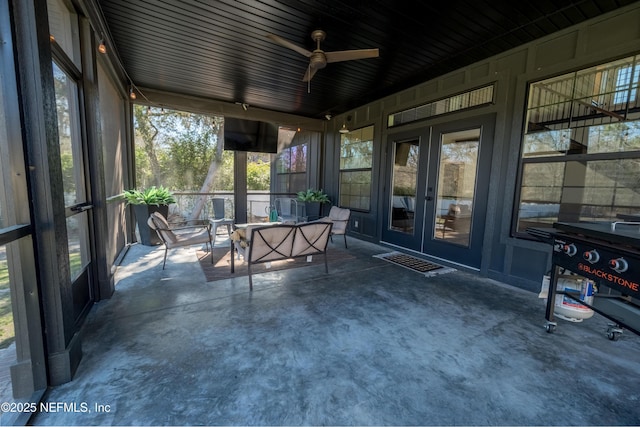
[531,221,640,340]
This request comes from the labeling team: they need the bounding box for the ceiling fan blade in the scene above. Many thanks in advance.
[266,34,313,58]
[302,65,319,82]
[325,48,379,63]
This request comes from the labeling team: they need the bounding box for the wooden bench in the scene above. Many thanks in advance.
[242,222,333,290]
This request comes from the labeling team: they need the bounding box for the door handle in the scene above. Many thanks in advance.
[71,203,93,212]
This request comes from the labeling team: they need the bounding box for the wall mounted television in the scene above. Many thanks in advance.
[223,117,279,153]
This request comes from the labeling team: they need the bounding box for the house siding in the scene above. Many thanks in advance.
[325,3,640,292]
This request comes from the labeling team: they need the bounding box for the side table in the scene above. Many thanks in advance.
[210,218,234,247]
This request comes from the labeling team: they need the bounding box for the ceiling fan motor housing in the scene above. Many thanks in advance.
[310,52,327,69]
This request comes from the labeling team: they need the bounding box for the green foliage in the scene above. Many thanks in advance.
[214,151,235,190]
[297,188,330,203]
[60,151,75,193]
[247,158,271,190]
[123,186,176,206]
[393,186,416,196]
[169,134,217,189]
[133,105,227,191]
[0,258,14,349]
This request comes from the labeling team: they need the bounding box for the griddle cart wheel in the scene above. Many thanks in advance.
[545,322,557,333]
[606,324,623,341]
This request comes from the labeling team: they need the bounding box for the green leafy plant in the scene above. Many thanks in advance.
[123,186,176,206]
[297,188,330,204]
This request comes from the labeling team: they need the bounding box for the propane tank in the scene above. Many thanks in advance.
[556,277,595,322]
[539,275,595,322]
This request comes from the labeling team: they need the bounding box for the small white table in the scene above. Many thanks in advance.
[209,218,234,246]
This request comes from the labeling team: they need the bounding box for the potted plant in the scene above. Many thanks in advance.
[123,186,176,246]
[297,188,330,220]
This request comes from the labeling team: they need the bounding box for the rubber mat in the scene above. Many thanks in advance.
[374,251,456,277]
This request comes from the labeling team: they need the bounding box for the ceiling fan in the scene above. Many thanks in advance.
[266,29,379,82]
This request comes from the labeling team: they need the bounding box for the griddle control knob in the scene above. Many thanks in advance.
[563,244,577,256]
[609,258,628,273]
[583,250,600,263]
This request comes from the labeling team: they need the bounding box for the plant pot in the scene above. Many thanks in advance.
[133,204,169,246]
[304,201,323,221]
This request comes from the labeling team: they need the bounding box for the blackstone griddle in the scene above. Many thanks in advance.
[529,219,640,340]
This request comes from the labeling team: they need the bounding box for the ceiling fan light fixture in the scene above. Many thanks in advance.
[339,123,349,134]
[98,39,107,54]
[129,87,137,100]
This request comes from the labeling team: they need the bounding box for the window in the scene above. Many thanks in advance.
[53,62,91,280]
[46,0,80,67]
[514,54,640,234]
[614,65,640,105]
[434,129,480,246]
[274,129,307,195]
[388,85,494,127]
[339,126,374,211]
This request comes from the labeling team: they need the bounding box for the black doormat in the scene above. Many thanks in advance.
[374,251,455,277]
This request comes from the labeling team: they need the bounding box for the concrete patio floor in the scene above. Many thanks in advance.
[30,236,640,425]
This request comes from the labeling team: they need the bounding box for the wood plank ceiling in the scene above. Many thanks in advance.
[97,0,638,119]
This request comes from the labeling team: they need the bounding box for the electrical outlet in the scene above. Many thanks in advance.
[354,220,359,228]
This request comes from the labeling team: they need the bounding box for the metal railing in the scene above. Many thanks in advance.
[171,191,299,222]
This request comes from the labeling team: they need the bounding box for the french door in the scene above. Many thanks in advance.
[382,115,495,269]
[53,61,95,322]
[381,128,429,251]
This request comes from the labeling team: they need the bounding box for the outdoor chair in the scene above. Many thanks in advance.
[147,212,214,269]
[441,203,472,237]
[275,197,304,223]
[321,206,351,248]
[246,222,333,290]
[210,197,234,239]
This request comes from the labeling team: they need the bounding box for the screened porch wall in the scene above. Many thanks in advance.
[98,59,130,272]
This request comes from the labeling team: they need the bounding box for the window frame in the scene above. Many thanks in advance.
[512,54,640,238]
[0,0,48,410]
[338,125,375,212]
[274,141,308,195]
